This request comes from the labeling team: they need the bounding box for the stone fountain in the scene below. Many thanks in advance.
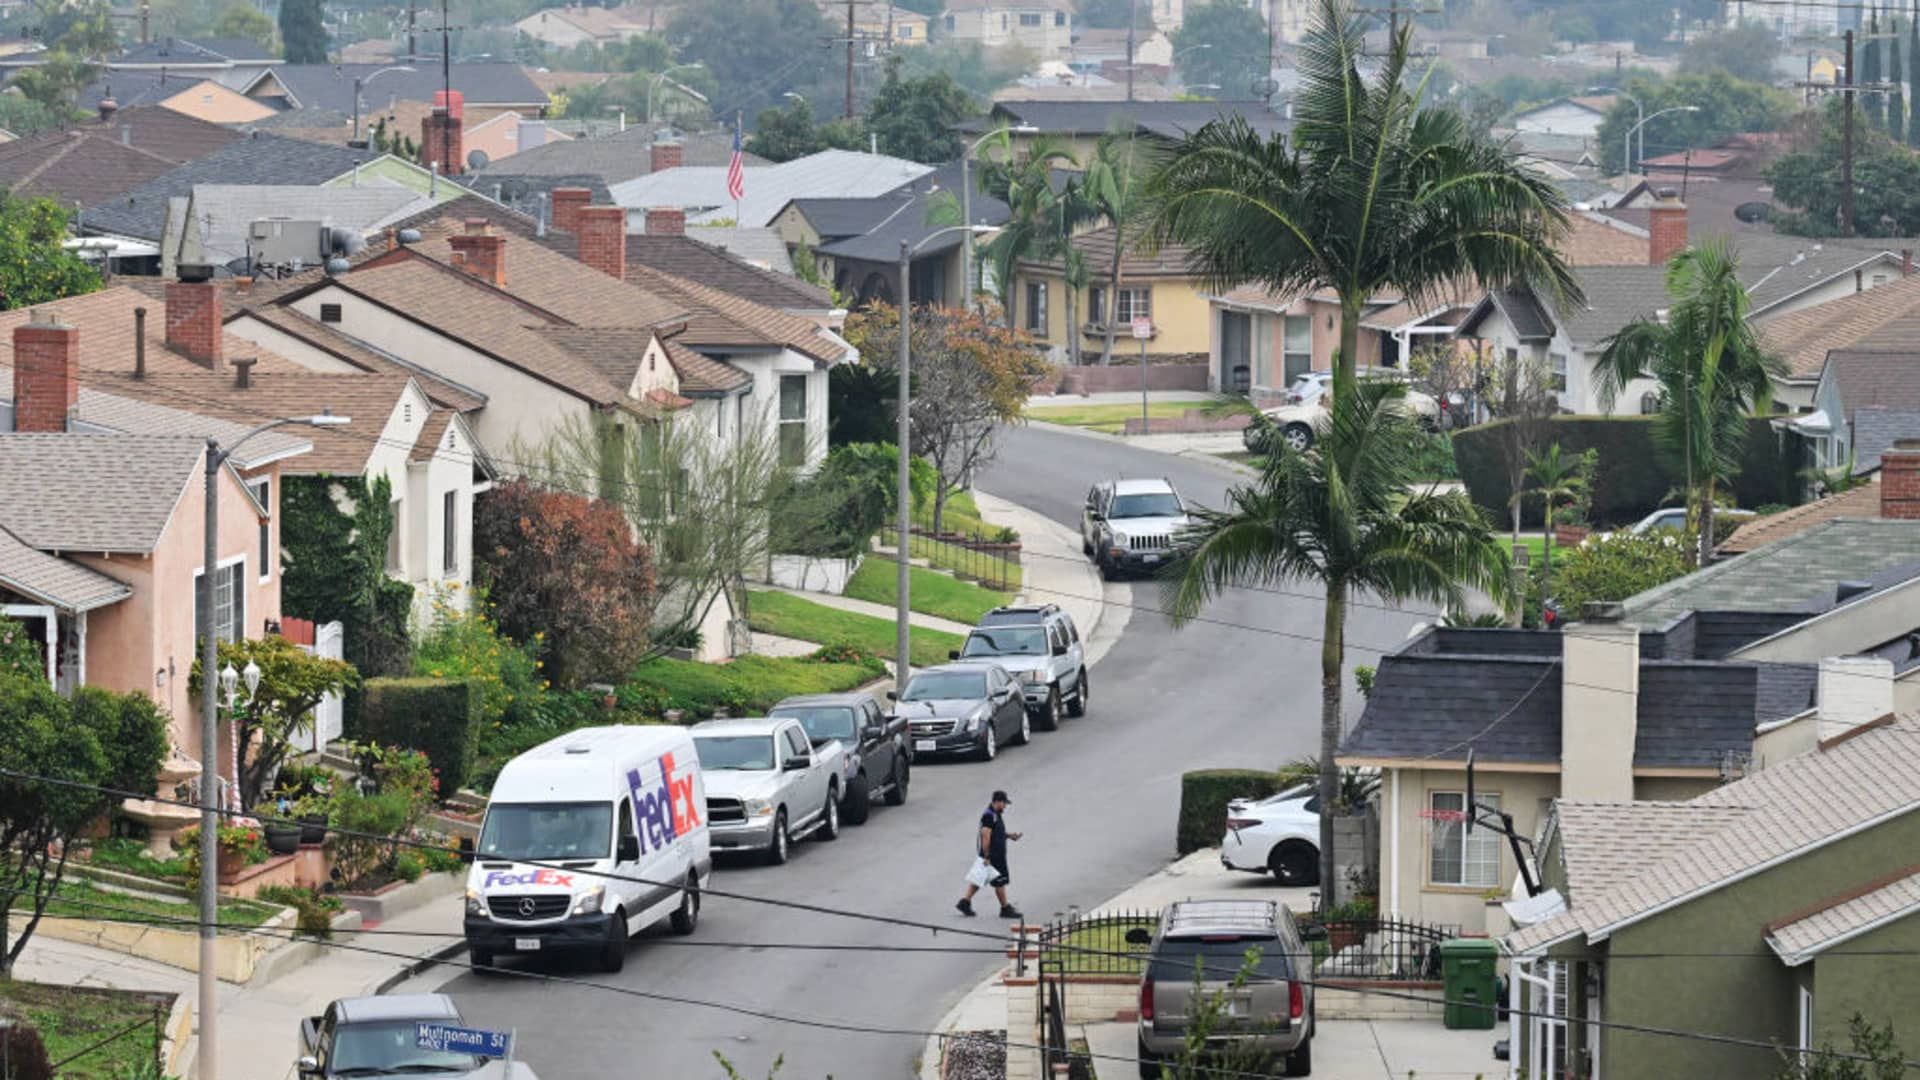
[121,753,203,858]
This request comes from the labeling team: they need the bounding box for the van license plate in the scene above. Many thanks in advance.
[914,739,937,753]
[514,938,541,951]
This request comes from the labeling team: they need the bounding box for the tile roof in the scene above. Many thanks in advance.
[0,524,132,612]
[1756,273,1920,380]
[626,233,831,310]
[1509,714,1920,953]
[1718,483,1885,556]
[78,133,372,240]
[612,148,930,227]
[234,305,487,412]
[0,434,208,552]
[1820,348,1920,419]
[1625,519,1920,627]
[1765,867,1920,965]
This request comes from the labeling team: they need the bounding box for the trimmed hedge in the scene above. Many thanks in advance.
[351,677,480,794]
[1453,416,1804,527]
[1177,769,1283,855]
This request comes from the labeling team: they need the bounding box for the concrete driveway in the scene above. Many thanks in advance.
[1085,1016,1506,1079]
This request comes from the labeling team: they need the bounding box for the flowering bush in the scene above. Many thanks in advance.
[0,615,43,678]
[412,585,545,728]
[1539,530,1693,617]
[325,743,441,889]
[175,816,269,878]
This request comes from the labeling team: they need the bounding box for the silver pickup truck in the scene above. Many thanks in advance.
[691,716,845,865]
[298,994,539,1079]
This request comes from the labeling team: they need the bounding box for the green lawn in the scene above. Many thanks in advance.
[745,589,964,668]
[626,652,888,719]
[916,489,1000,540]
[26,877,278,929]
[1053,916,1158,975]
[1026,399,1217,434]
[5,981,172,1080]
[845,558,1012,625]
[1503,535,1566,567]
[904,532,1022,590]
[82,836,190,881]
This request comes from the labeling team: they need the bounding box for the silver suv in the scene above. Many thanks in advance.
[1082,477,1190,580]
[1131,899,1317,1077]
[948,604,1088,730]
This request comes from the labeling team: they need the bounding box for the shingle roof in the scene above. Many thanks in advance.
[787,197,894,240]
[0,524,132,612]
[114,36,276,64]
[1719,483,1885,557]
[612,148,930,228]
[409,409,453,463]
[1820,348,1920,419]
[973,99,1291,141]
[1851,407,1920,473]
[78,133,373,240]
[1625,519,1920,628]
[1553,801,1758,900]
[1554,264,1674,345]
[460,172,614,216]
[1018,223,1197,280]
[1509,715,1920,953]
[0,434,207,552]
[1757,273,1920,380]
[471,124,756,185]
[623,262,848,365]
[626,233,831,310]
[1733,234,1905,315]
[0,106,241,205]
[407,217,687,328]
[1565,211,1650,266]
[236,62,546,113]
[1765,867,1920,965]
[815,162,1012,266]
[235,305,486,412]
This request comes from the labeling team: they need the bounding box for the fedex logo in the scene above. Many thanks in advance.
[626,751,702,856]
[482,868,575,889]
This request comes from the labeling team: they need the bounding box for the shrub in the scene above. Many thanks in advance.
[1544,530,1694,615]
[257,884,343,939]
[0,1006,52,1080]
[412,587,544,730]
[1177,769,1283,855]
[353,677,480,794]
[1453,415,1803,526]
[770,443,937,558]
[393,851,425,883]
[325,744,439,889]
[0,614,42,678]
[1409,431,1459,480]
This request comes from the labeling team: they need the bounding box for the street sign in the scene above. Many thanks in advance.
[1130,317,1153,340]
[415,1023,512,1058]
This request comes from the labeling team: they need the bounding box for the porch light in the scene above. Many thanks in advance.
[242,660,262,698]
[219,663,240,700]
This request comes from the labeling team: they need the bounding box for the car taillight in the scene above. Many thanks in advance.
[1140,981,1154,1021]
[1225,817,1262,829]
[1288,981,1303,1020]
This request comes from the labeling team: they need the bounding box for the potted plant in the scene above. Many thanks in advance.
[176,817,270,879]
[260,806,302,856]
[1320,895,1377,952]
[1551,504,1590,548]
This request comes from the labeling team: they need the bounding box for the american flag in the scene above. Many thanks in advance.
[726,119,746,203]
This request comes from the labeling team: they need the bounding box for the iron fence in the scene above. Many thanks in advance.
[1034,907,1159,977]
[1299,916,1457,981]
[876,523,1019,592]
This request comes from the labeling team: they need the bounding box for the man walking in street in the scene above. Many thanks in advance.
[957,790,1021,919]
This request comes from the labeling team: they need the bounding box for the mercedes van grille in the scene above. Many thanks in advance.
[488,894,569,921]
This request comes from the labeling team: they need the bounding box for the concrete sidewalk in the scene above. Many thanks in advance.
[13,888,467,1079]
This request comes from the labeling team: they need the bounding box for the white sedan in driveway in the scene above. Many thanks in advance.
[1220,785,1322,886]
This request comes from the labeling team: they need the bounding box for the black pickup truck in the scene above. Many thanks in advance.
[769,691,910,824]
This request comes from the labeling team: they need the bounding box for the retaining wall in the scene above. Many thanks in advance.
[1051,362,1211,395]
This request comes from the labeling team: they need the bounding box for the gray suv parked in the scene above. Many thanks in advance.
[1131,899,1317,1077]
[948,604,1088,730]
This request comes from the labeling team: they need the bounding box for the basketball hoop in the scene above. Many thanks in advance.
[1417,808,1468,823]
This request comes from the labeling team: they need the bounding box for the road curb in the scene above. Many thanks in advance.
[374,939,468,997]
[1023,419,1258,478]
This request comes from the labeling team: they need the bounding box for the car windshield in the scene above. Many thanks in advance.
[1109,492,1182,518]
[902,671,987,701]
[693,735,777,770]
[772,707,859,743]
[476,802,610,861]
[330,1020,482,1074]
[962,627,1047,657]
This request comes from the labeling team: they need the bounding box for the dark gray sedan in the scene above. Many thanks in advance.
[887,664,1030,762]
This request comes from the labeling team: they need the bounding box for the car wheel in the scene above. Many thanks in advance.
[1036,686,1061,732]
[978,723,998,762]
[1283,423,1312,453]
[844,772,872,824]
[1137,1039,1160,1079]
[1066,671,1088,718]
[1269,840,1320,886]
[1012,706,1032,746]
[884,754,909,806]
[599,908,627,973]
[818,785,841,841]
[670,872,700,934]
[1284,1035,1313,1076]
[766,809,790,865]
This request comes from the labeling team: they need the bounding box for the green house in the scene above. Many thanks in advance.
[1503,714,1920,1079]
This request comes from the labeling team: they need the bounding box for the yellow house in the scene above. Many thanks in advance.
[1011,226,1210,361]
[814,0,929,46]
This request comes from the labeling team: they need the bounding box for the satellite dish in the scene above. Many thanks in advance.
[1252,76,1279,98]
[1734,201,1772,224]
[467,148,490,171]
[325,256,351,275]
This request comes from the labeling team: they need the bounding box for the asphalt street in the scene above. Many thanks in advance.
[424,423,1437,1080]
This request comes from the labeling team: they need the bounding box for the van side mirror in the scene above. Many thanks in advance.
[457,836,475,865]
[1052,642,1068,656]
[1124,927,1153,946]
[617,836,640,862]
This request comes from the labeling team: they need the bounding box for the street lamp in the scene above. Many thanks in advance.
[783,91,806,104]
[1587,85,1643,175]
[1623,105,1700,175]
[351,65,416,147]
[646,62,705,124]
[195,404,348,1080]
[893,226,996,692]
[960,124,1038,311]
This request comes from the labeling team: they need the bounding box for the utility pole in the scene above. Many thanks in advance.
[407,0,417,60]
[1267,0,1277,90]
[1845,28,1857,237]
[846,0,857,119]
[441,0,451,101]
[1125,0,1136,102]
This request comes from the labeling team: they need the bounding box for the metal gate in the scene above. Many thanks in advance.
[296,620,345,752]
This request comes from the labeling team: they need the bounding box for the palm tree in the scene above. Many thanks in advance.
[972,134,1078,326]
[1592,240,1785,566]
[1082,128,1151,363]
[1144,0,1580,400]
[1510,442,1591,602]
[1165,383,1510,897]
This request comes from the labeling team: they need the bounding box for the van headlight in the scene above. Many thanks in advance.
[744,797,773,818]
[572,886,605,916]
[465,889,486,916]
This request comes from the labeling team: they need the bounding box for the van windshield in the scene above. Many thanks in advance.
[477,802,611,861]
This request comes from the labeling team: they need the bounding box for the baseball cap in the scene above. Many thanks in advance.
[991,790,1012,804]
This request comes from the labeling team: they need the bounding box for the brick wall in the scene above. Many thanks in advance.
[646,207,686,236]
[164,280,223,371]
[11,318,79,432]
[577,206,627,280]
[551,187,591,234]
[650,141,682,173]
[421,109,464,175]
[1883,441,1920,520]
[448,219,507,287]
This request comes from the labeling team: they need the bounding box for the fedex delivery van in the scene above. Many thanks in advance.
[463,726,710,973]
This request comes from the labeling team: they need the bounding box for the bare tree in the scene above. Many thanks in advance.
[1486,345,1557,620]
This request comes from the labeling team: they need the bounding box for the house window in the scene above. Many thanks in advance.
[1547,352,1569,393]
[1428,790,1501,887]
[944,13,954,30]
[1000,13,1008,29]
[778,374,808,467]
[319,302,342,323]
[1116,287,1152,325]
[1282,314,1313,384]
[1019,12,1041,26]
[1054,10,1065,24]
[898,23,912,38]
[385,501,402,574]
[442,491,458,576]
[194,560,246,645]
[1639,390,1661,415]
[1024,280,1048,335]
[250,479,271,582]
[1089,285,1105,326]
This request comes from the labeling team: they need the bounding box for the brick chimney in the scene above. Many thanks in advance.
[645,207,685,237]
[11,311,79,433]
[165,268,223,371]
[577,205,627,281]
[1882,439,1920,520]
[421,107,464,176]
[650,140,682,174]
[551,187,591,234]
[1648,187,1688,267]
[448,218,507,287]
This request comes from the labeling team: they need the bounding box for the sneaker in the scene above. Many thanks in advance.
[955,898,975,917]
[1000,905,1023,920]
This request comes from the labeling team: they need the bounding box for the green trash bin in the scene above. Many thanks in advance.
[1439,937,1500,1030]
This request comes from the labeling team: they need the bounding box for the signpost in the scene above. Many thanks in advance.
[1131,317,1153,434]
[417,1023,515,1075]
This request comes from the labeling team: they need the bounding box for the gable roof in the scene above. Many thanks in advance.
[623,262,849,365]
[1552,801,1759,900]
[814,160,1011,266]
[1624,519,1920,627]
[1719,482,1884,557]
[627,233,830,310]
[406,217,686,328]
[0,433,210,552]
[0,524,132,612]
[1765,866,1920,966]
[0,106,241,205]
[612,148,930,227]
[78,134,374,240]
[1757,270,1920,380]
[973,99,1290,141]
[472,125,758,185]
[233,305,487,412]
[0,285,304,380]
[1819,347,1920,420]
[1509,714,1920,954]
[231,62,546,112]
